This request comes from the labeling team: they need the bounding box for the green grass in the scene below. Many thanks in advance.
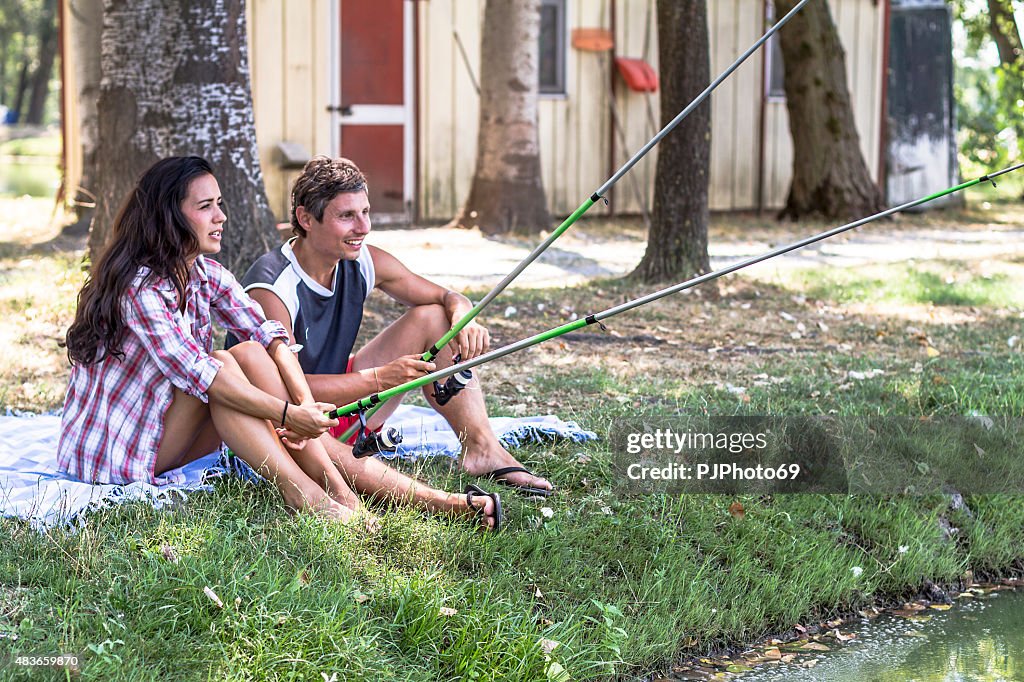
[789,262,1024,309]
[0,134,61,158]
[3,200,1024,679]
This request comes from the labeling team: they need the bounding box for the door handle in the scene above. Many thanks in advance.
[327,105,354,116]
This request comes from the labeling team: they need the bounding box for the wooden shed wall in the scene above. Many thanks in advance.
[246,0,334,221]
[416,0,885,220]
[59,1,886,223]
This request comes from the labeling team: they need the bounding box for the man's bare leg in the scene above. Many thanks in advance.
[319,437,498,529]
[351,304,552,494]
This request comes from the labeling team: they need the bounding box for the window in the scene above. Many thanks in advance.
[765,1,786,99]
[539,0,566,95]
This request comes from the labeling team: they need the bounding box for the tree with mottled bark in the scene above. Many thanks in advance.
[90,0,275,273]
[774,0,883,220]
[631,0,711,283]
[66,0,102,231]
[451,0,550,236]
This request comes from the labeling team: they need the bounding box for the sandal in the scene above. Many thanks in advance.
[465,483,503,532]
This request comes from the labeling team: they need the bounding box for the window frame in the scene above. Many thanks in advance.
[538,0,568,97]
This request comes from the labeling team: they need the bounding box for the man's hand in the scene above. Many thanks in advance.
[442,290,489,360]
[377,354,437,389]
[452,320,490,360]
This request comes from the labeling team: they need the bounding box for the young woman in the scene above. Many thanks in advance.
[58,156,501,530]
[59,156,363,520]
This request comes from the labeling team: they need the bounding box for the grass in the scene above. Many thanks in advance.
[1,197,1024,680]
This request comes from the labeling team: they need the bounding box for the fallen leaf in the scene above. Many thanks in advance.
[538,637,560,654]
[160,545,179,564]
[439,607,458,617]
[929,604,952,611]
[546,661,570,682]
[763,647,782,659]
[354,593,369,604]
[203,586,224,609]
[535,586,545,599]
[801,642,830,651]
[926,346,941,358]
[728,501,745,520]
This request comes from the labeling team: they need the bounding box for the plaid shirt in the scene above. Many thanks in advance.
[58,256,288,484]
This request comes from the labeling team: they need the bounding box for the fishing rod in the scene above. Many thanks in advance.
[332,162,1024,457]
[339,0,813,442]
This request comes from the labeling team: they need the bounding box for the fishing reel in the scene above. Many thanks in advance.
[432,354,474,406]
[351,410,402,459]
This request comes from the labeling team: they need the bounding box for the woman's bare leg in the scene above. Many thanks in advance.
[230,341,495,528]
[153,353,351,521]
[317,436,498,529]
[227,342,362,512]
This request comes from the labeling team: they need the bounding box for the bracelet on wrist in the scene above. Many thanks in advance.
[280,401,289,428]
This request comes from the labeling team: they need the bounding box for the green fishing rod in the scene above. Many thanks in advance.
[338,0,813,442]
[331,162,1024,452]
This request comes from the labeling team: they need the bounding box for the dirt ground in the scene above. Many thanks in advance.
[1,195,1021,411]
[368,205,1024,290]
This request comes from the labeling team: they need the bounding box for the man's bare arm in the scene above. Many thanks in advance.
[248,288,433,404]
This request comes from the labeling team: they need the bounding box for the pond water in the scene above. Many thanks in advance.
[0,157,60,197]
[736,589,1024,682]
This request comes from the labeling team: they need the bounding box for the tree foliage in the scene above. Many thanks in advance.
[953,0,1024,173]
[0,0,59,125]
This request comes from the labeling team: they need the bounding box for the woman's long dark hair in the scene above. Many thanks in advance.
[66,156,214,365]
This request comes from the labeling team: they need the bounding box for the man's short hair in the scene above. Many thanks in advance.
[290,156,368,238]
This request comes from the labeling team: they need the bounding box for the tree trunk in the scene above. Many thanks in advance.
[11,59,30,122]
[986,0,1023,66]
[25,0,58,126]
[631,0,711,284]
[451,0,550,236]
[774,0,884,220]
[90,0,276,274]
[67,0,103,230]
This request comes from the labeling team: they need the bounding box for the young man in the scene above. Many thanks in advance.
[235,156,552,496]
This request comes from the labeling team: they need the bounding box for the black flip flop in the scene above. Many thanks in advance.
[465,483,503,533]
[482,466,554,498]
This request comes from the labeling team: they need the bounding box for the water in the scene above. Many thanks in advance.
[0,157,60,197]
[736,590,1024,682]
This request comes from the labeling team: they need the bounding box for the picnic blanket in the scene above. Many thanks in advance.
[0,406,596,529]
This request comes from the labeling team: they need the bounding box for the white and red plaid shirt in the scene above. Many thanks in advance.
[58,256,288,484]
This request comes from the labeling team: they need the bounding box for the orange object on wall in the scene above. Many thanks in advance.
[614,57,658,92]
[571,28,614,52]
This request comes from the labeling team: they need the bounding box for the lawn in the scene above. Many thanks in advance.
[1,194,1022,680]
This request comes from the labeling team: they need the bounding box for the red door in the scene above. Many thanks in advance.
[340,0,412,221]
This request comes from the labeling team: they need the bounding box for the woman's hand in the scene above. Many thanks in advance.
[281,401,338,440]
